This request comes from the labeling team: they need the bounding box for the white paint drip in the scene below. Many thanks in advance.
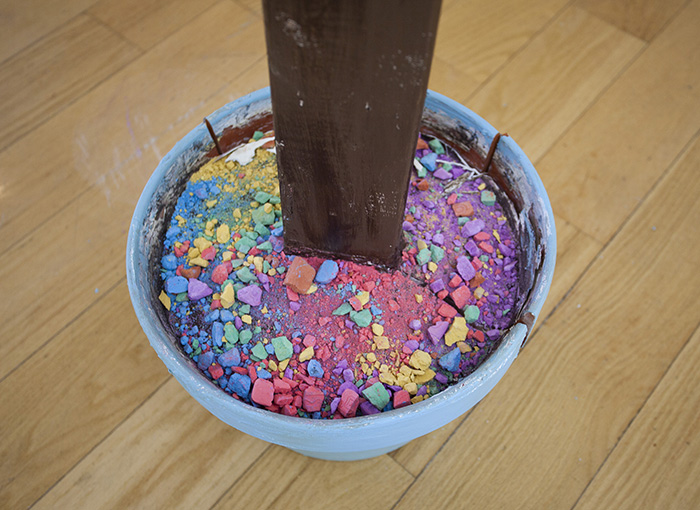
[225,137,275,166]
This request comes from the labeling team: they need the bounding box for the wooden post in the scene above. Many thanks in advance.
[262,0,441,268]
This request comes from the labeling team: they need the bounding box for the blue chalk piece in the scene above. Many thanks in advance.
[212,322,224,346]
[271,226,284,237]
[270,236,284,253]
[219,309,234,323]
[166,226,181,238]
[218,348,241,367]
[315,260,339,284]
[197,350,214,370]
[205,310,220,323]
[209,185,221,195]
[257,368,272,379]
[227,373,251,399]
[162,254,178,270]
[370,305,382,316]
[307,359,324,378]
[439,347,461,372]
[420,152,438,172]
[165,275,188,294]
[265,343,275,355]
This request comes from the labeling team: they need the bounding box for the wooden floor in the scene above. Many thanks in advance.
[1,0,699,508]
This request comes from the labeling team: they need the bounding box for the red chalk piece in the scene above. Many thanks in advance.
[338,389,360,418]
[251,379,274,406]
[393,390,411,409]
[302,386,325,413]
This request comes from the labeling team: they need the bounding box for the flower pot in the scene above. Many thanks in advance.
[126,87,556,461]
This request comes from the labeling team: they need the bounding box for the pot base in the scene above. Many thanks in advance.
[289,441,409,461]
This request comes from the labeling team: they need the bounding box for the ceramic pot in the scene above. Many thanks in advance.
[126,87,556,461]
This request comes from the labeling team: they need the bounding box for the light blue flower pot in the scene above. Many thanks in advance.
[126,88,556,461]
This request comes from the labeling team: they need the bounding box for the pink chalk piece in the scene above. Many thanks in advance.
[251,378,274,406]
[302,386,325,412]
[338,388,360,417]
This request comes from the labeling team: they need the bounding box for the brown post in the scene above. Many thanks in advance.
[262,0,441,268]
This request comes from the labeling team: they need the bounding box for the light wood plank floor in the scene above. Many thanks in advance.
[1,1,699,508]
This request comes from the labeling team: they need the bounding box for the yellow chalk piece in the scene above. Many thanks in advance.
[404,382,418,395]
[268,360,278,371]
[414,294,423,303]
[158,291,171,310]
[379,372,397,385]
[188,247,201,259]
[261,306,268,314]
[253,256,264,273]
[445,317,468,346]
[174,215,186,226]
[222,251,233,261]
[457,341,472,353]
[305,284,318,294]
[220,284,235,308]
[299,346,314,362]
[374,336,390,350]
[233,208,242,219]
[493,230,501,243]
[193,238,212,252]
[212,293,221,300]
[366,352,377,363]
[427,262,437,273]
[417,239,427,251]
[250,201,259,208]
[474,287,485,299]
[241,314,252,324]
[216,224,231,244]
[409,350,432,371]
[279,358,290,371]
[371,323,384,336]
[263,203,274,214]
[190,257,209,268]
[414,369,436,384]
[411,395,425,404]
[379,364,390,373]
[268,268,277,277]
[478,183,486,190]
[356,291,370,306]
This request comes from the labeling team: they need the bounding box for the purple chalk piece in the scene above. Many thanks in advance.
[433,167,451,180]
[402,220,414,232]
[432,233,444,245]
[218,347,241,367]
[289,301,301,311]
[409,319,422,330]
[465,239,480,257]
[429,279,445,294]
[428,321,450,343]
[404,340,419,352]
[456,255,476,281]
[360,401,381,415]
[343,368,355,383]
[338,381,361,395]
[237,285,262,306]
[188,278,213,301]
[462,219,485,237]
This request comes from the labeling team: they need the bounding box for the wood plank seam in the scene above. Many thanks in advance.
[0,276,123,386]
[231,0,262,18]
[207,444,273,510]
[85,11,144,54]
[390,408,477,510]
[523,127,700,347]
[525,40,647,168]
[0,15,143,154]
[27,377,172,509]
[0,52,267,237]
[569,318,700,510]
[463,0,577,106]
[391,126,700,493]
